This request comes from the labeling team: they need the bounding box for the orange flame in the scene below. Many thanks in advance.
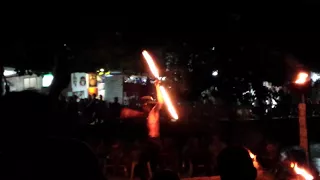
[247,149,259,169]
[248,150,256,160]
[142,50,160,79]
[295,72,309,85]
[290,163,314,180]
[159,86,179,120]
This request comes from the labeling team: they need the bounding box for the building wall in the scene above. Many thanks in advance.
[6,74,42,92]
[104,75,124,103]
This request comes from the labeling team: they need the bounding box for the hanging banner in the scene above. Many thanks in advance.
[71,73,88,91]
[71,73,89,99]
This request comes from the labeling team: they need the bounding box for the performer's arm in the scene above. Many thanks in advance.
[154,80,164,111]
[120,108,144,118]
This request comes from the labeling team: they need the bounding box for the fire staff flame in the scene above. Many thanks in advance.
[290,163,314,180]
[247,149,314,180]
[142,50,179,120]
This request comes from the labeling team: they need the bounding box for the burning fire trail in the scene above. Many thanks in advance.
[247,149,259,169]
[142,50,179,121]
[142,50,160,79]
[159,86,178,120]
[290,163,314,180]
[247,148,314,180]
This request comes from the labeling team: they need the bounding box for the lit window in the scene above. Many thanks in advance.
[24,77,37,89]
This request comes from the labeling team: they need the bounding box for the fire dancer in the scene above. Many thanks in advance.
[145,80,164,138]
[138,82,163,180]
[120,79,164,137]
[120,80,163,180]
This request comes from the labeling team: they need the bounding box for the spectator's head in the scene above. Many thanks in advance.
[114,97,118,103]
[0,91,57,147]
[151,169,180,180]
[218,146,257,180]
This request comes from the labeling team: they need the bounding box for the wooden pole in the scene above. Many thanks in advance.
[0,65,4,96]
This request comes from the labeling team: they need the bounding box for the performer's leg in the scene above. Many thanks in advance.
[136,161,148,180]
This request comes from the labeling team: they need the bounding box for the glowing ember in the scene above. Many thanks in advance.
[159,86,179,120]
[290,163,314,180]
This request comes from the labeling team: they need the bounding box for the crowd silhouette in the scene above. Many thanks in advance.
[0,90,304,180]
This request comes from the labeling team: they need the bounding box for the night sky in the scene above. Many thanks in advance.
[2,6,320,70]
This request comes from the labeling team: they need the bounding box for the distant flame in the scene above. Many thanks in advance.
[290,162,314,180]
[247,149,259,169]
[295,72,309,85]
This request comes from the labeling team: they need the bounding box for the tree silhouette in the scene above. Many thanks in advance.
[161,40,289,120]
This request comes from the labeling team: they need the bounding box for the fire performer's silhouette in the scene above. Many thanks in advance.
[120,80,164,179]
[120,80,164,138]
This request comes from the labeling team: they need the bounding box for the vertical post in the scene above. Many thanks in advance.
[0,65,3,96]
[299,93,310,165]
[122,74,124,105]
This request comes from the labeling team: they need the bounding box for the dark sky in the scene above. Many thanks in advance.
[2,6,320,69]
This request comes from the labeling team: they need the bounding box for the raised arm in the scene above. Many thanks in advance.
[147,80,163,138]
[154,80,164,110]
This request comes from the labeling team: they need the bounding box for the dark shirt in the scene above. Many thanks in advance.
[110,102,121,118]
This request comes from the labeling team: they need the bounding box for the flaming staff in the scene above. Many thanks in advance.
[142,50,179,121]
[290,163,314,180]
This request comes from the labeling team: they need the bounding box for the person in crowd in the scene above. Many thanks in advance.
[209,135,226,174]
[84,94,99,124]
[110,97,121,119]
[0,91,105,180]
[95,95,106,124]
[217,146,257,180]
